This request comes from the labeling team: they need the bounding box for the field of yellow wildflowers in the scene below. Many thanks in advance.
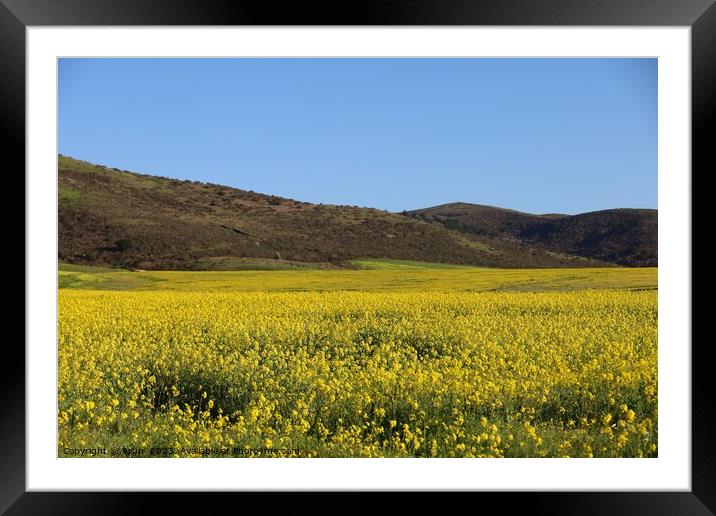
[58,266,657,458]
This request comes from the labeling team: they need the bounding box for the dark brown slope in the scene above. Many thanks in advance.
[58,156,608,270]
[404,202,657,266]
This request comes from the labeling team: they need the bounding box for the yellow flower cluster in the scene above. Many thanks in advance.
[58,289,657,457]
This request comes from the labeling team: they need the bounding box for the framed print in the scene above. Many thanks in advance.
[5,0,713,513]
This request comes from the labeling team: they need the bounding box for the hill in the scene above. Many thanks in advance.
[404,202,657,266]
[58,156,612,270]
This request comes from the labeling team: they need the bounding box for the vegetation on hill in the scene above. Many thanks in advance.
[404,202,657,267]
[58,156,611,270]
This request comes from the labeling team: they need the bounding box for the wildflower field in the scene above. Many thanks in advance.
[58,264,657,458]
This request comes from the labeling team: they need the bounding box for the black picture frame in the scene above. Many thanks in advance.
[5,0,712,513]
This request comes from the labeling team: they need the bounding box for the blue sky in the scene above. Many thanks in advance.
[58,58,657,214]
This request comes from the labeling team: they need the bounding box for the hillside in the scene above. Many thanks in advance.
[58,156,610,270]
[404,202,657,266]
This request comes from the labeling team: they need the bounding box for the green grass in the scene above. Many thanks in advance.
[195,256,339,270]
[59,263,124,273]
[449,234,497,254]
[58,262,657,293]
[59,157,103,175]
[58,186,80,202]
[348,259,478,270]
[58,155,164,191]
[59,263,161,290]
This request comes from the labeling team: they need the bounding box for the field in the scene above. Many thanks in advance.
[58,263,657,458]
[58,262,656,292]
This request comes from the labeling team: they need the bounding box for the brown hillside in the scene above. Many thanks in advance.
[405,202,657,267]
[58,156,609,270]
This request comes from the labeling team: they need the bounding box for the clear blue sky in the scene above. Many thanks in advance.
[59,58,657,214]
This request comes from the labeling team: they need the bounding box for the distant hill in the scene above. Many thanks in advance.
[404,202,657,267]
[58,156,615,270]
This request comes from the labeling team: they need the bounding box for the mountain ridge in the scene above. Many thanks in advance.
[58,156,654,270]
[404,202,657,267]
